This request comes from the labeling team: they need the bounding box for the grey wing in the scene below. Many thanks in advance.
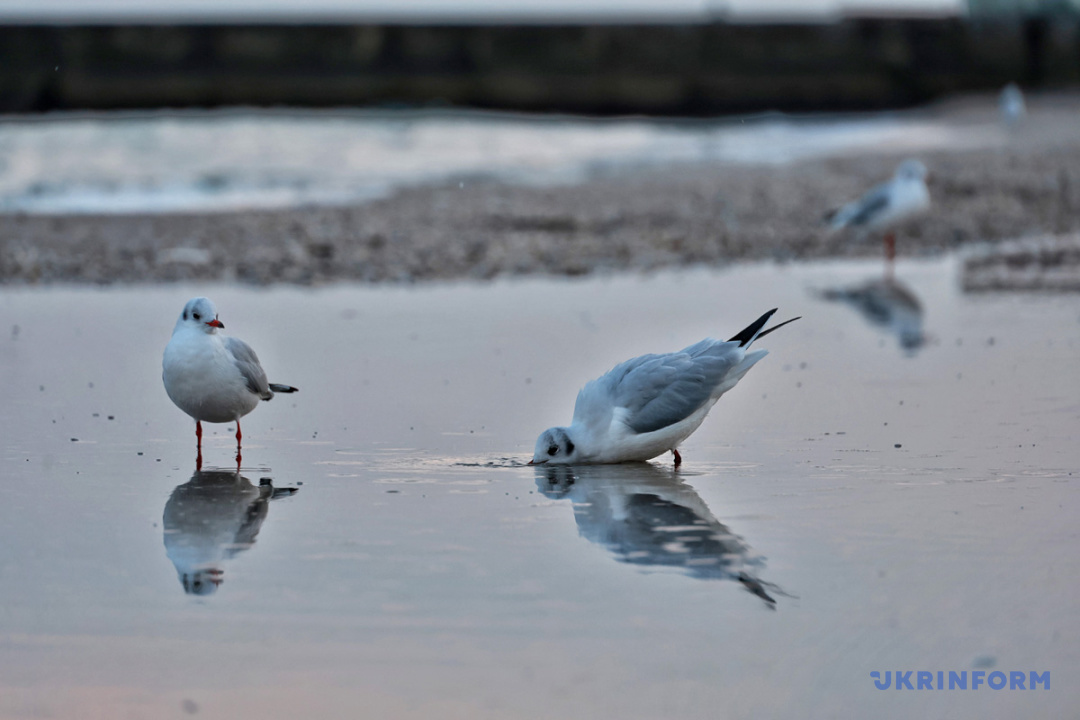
[593,343,741,435]
[227,497,270,556]
[224,337,271,399]
[830,182,891,228]
[842,183,892,227]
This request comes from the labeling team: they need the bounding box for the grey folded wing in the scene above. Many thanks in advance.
[224,336,272,400]
[577,342,740,435]
[836,182,892,228]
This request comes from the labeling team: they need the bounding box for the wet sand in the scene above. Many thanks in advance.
[3,96,1080,285]
[0,260,1078,719]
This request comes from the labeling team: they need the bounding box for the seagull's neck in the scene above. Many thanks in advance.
[172,323,218,340]
[564,423,599,459]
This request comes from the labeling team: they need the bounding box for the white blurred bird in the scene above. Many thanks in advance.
[999,83,1026,128]
[162,297,297,464]
[826,159,930,268]
[531,309,798,467]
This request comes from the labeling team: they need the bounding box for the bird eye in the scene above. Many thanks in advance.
[547,445,558,456]
[192,312,201,320]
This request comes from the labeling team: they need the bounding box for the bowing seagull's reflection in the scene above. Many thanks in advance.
[163,469,297,595]
[818,276,926,354]
[535,463,782,607]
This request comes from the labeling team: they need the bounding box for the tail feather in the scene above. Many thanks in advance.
[728,309,801,347]
[269,383,299,394]
[756,315,801,341]
[728,309,777,347]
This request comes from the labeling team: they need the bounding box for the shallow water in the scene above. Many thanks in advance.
[0,108,996,214]
[1,258,1078,718]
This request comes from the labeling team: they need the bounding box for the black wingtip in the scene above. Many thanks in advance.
[756,315,801,340]
[268,383,299,393]
[728,309,778,347]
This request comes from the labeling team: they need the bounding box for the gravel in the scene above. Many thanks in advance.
[3,112,1080,286]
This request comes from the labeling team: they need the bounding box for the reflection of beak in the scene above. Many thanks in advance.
[206,319,224,328]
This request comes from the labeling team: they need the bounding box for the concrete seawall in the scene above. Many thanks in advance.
[2,19,1079,115]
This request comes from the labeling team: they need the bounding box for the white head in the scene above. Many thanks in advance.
[179,568,224,595]
[174,297,224,335]
[894,159,928,183]
[531,427,580,465]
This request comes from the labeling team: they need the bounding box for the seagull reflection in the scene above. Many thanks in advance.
[817,276,926,354]
[163,469,297,595]
[535,463,781,607]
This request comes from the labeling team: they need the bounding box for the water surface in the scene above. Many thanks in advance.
[0,258,1077,718]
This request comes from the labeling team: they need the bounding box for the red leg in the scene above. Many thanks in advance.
[884,231,896,279]
[195,421,203,471]
[673,448,682,468]
[235,420,242,468]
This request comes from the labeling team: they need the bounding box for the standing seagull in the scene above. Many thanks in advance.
[531,309,798,467]
[826,159,930,272]
[163,297,297,466]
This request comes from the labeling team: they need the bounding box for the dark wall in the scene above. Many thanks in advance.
[2,19,1079,115]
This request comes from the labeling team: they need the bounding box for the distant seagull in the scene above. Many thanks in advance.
[825,159,931,267]
[530,309,798,467]
[163,297,297,465]
[999,83,1026,127]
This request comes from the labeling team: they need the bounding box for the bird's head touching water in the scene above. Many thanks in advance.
[530,427,580,465]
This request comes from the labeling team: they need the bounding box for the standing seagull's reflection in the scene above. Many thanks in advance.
[535,464,782,607]
[163,469,298,595]
[817,277,926,355]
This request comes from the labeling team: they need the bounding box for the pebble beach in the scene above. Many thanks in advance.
[2,94,1079,285]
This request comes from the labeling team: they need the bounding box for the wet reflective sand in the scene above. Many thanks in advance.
[1,258,1077,718]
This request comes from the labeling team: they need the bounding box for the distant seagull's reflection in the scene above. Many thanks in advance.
[163,469,297,596]
[817,276,926,354]
[535,463,782,607]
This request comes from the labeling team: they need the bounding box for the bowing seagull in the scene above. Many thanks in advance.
[531,309,798,467]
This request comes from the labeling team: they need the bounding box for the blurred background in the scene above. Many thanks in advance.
[1,0,1076,115]
[0,0,1079,287]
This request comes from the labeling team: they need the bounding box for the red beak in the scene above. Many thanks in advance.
[206,319,224,328]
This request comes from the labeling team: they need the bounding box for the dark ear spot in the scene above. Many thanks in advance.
[565,440,575,454]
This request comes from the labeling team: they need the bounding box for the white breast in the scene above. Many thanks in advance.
[163,331,260,423]
[585,402,716,463]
